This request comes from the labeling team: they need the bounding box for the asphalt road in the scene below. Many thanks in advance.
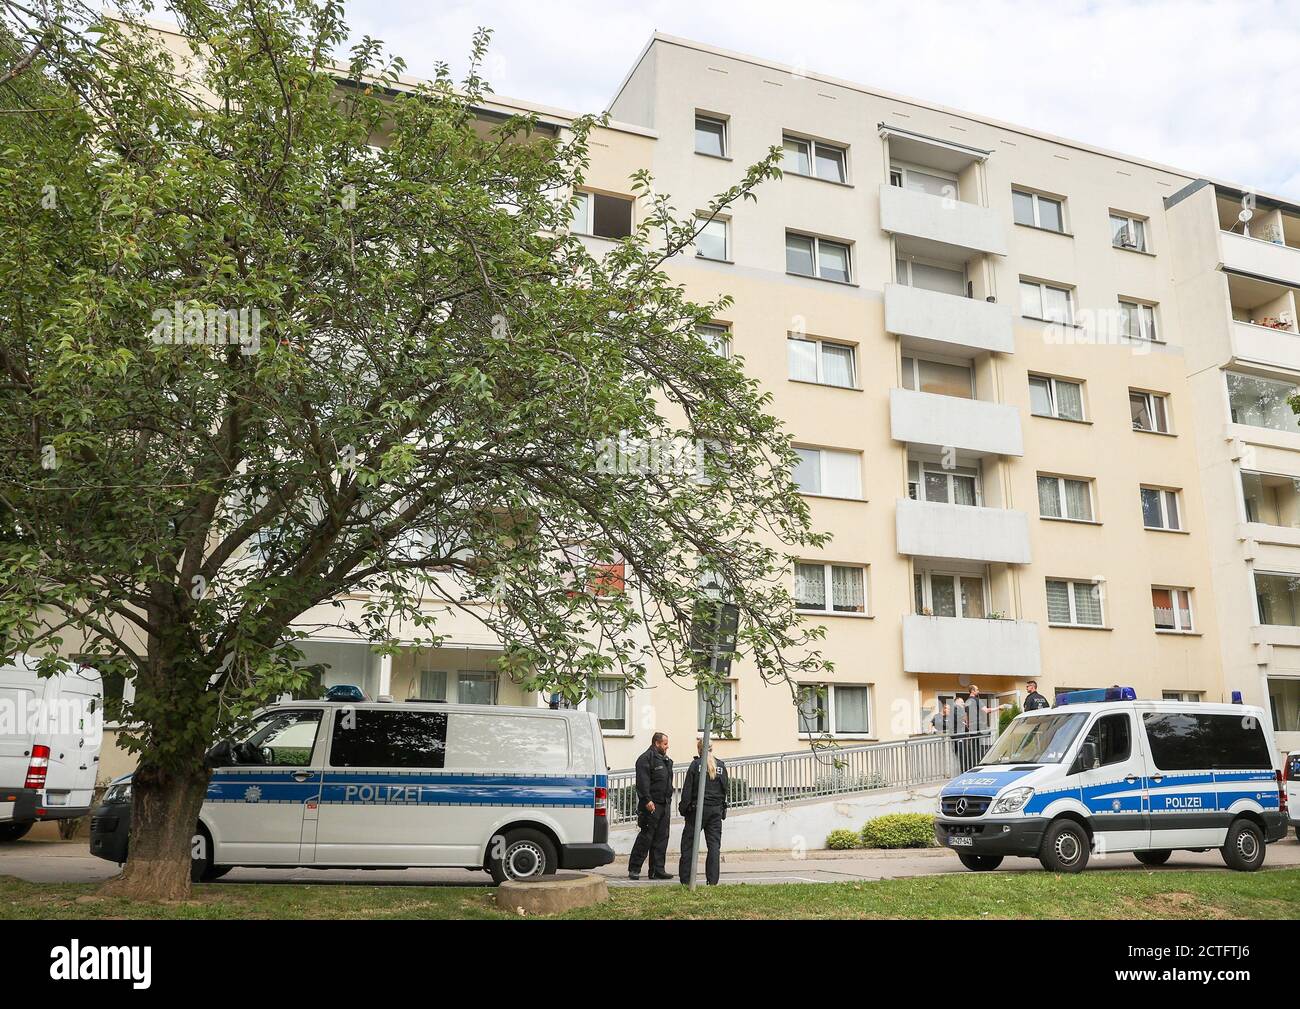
[3,834,1299,888]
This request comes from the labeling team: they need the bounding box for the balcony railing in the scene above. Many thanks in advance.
[896,497,1031,564]
[885,283,1014,357]
[1221,230,1300,289]
[902,614,1041,679]
[880,183,1007,258]
[890,387,1024,457]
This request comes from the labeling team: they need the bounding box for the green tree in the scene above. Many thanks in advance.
[0,0,827,898]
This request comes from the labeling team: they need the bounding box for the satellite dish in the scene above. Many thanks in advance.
[1239,209,1254,223]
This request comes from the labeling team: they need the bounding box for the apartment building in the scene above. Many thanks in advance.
[94,27,1296,782]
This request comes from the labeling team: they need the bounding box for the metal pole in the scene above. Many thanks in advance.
[688,607,721,892]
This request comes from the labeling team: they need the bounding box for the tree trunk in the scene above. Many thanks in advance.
[98,757,210,901]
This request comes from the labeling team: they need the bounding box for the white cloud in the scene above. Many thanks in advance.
[344,0,1300,199]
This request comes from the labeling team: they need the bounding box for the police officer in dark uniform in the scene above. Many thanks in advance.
[1023,680,1050,711]
[677,737,729,885]
[628,732,674,880]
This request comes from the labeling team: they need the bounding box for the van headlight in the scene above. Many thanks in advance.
[990,786,1033,815]
[103,781,132,805]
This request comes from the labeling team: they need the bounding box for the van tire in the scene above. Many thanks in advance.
[1039,819,1089,873]
[0,822,33,843]
[1221,819,1266,872]
[1134,849,1172,866]
[487,828,558,885]
[190,826,228,882]
[957,853,1003,871]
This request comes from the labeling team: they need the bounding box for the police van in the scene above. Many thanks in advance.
[935,688,1288,873]
[90,700,615,883]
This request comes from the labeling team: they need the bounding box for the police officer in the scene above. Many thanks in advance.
[1023,680,1050,711]
[628,731,674,880]
[677,736,729,886]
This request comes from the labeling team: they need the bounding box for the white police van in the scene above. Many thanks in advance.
[90,700,614,883]
[935,688,1288,873]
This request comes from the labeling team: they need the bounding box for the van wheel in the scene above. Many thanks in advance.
[487,828,558,885]
[957,853,1003,871]
[190,826,226,882]
[0,822,33,843]
[1134,849,1172,867]
[1039,820,1089,873]
[1221,819,1265,872]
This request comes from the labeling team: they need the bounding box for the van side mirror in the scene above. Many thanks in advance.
[1071,740,1099,774]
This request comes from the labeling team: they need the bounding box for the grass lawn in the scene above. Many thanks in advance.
[4,868,1299,920]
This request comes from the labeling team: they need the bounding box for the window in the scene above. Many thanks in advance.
[908,460,980,506]
[1029,375,1085,421]
[782,135,847,183]
[1227,371,1300,433]
[694,114,727,157]
[1119,299,1159,342]
[1075,713,1131,770]
[1162,691,1202,703]
[418,669,448,701]
[890,163,957,199]
[1046,579,1104,626]
[896,256,966,296]
[591,676,628,733]
[698,322,731,358]
[697,680,735,737]
[1020,279,1074,324]
[446,713,570,771]
[792,447,861,498]
[1012,188,1065,232]
[786,232,852,283]
[329,709,447,768]
[797,683,871,736]
[787,337,855,388]
[914,571,986,618]
[1255,572,1300,626]
[1142,712,1272,771]
[1269,677,1300,733]
[1152,586,1194,632]
[695,216,728,260]
[901,356,974,399]
[226,708,322,767]
[1141,487,1182,530]
[457,671,498,705]
[1241,470,1300,526]
[1130,389,1171,433]
[570,191,633,239]
[1110,212,1148,252]
[1037,475,1094,522]
[795,562,866,614]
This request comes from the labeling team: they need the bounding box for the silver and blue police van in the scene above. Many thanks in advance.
[934,688,1288,873]
[90,700,614,883]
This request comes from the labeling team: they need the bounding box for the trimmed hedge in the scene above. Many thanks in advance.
[860,813,936,849]
[825,828,861,850]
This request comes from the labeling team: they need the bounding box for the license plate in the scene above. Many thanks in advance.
[44,793,67,805]
[948,835,973,847]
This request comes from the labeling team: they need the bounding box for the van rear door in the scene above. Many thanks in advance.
[0,682,36,792]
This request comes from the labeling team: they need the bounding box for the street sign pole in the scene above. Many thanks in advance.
[687,596,737,892]
[688,633,717,893]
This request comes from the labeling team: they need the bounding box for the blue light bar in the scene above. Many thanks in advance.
[1055,686,1137,707]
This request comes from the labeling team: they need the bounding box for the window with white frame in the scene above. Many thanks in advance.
[1110,212,1149,252]
[1046,579,1104,627]
[1152,586,1194,633]
[1037,474,1094,522]
[1130,389,1171,433]
[896,256,966,296]
[797,683,871,736]
[457,671,499,705]
[698,322,731,358]
[570,191,633,239]
[792,447,861,498]
[1029,375,1085,421]
[908,460,980,506]
[694,114,727,157]
[1226,371,1300,432]
[901,355,974,399]
[695,215,728,260]
[889,162,957,200]
[914,570,987,618]
[787,336,855,388]
[590,676,629,732]
[697,680,736,737]
[794,562,866,614]
[1119,299,1159,342]
[1162,690,1202,702]
[786,232,852,283]
[1020,279,1074,324]
[782,135,848,183]
[1012,188,1065,232]
[1141,486,1182,531]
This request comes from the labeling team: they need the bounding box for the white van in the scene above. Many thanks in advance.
[90,700,615,883]
[935,689,1288,872]
[0,655,104,841]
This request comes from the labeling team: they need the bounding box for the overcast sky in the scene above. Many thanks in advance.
[342,0,1300,201]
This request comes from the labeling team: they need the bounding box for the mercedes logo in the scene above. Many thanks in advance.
[955,798,968,815]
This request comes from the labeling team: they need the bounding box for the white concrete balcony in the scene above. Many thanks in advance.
[890,387,1024,457]
[1222,231,1300,289]
[1230,319,1300,372]
[885,283,1014,357]
[895,498,1031,564]
[902,614,1041,679]
[879,184,1007,258]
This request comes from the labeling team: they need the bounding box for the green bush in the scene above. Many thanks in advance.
[826,828,861,850]
[999,703,1021,734]
[860,813,936,849]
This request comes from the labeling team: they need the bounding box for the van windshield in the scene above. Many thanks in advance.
[981,712,1087,765]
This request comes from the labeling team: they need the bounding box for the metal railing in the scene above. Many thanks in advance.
[607,731,993,826]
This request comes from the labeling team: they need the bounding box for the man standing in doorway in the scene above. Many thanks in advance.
[628,732,674,881]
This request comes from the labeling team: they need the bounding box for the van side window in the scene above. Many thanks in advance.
[230,709,322,767]
[1142,712,1272,770]
[1081,713,1130,769]
[329,710,448,768]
